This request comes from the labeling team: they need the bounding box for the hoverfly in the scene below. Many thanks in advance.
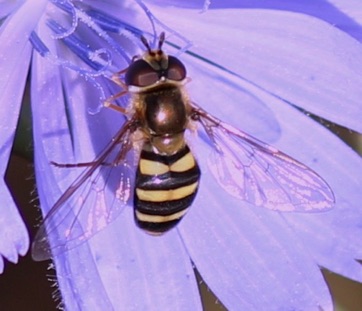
[32,32,335,261]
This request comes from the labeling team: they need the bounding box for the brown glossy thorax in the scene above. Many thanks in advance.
[134,85,189,155]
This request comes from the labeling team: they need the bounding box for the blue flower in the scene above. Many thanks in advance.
[0,0,45,272]
[1,0,362,310]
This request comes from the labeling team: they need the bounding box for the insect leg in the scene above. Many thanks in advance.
[104,91,128,114]
[50,118,140,168]
[50,161,112,168]
[104,68,129,114]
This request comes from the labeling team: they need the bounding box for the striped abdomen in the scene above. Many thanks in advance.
[134,144,200,234]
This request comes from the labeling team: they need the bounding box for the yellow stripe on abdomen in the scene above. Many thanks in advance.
[170,152,195,172]
[136,181,198,202]
[134,144,201,234]
[135,208,189,223]
[139,158,169,175]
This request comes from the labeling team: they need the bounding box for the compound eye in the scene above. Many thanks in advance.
[167,56,186,81]
[125,60,159,87]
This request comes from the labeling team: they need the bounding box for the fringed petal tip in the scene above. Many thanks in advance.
[0,184,29,272]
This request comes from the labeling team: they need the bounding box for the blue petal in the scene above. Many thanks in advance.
[0,0,47,270]
[31,2,362,310]
[159,0,362,43]
[148,0,362,45]
[177,77,339,309]
[87,209,202,310]
[0,1,24,19]
[180,200,333,310]
[0,180,28,269]
[147,4,362,309]
[326,0,362,28]
[148,0,206,9]
[151,6,362,133]
[32,39,117,310]
[184,55,281,142]
[254,81,362,282]
[32,22,203,310]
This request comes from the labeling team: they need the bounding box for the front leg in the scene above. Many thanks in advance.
[104,68,129,114]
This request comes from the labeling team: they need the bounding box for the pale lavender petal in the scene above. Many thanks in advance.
[140,4,362,309]
[326,0,362,26]
[152,6,362,133]
[31,17,97,305]
[184,54,281,142]
[178,74,336,310]
[178,65,361,309]
[275,104,362,282]
[0,1,24,19]
[32,30,117,309]
[188,0,362,42]
[0,0,47,269]
[180,156,333,310]
[88,209,202,310]
[29,2,362,310]
[147,0,206,9]
[250,81,362,282]
[31,20,202,309]
[177,37,361,308]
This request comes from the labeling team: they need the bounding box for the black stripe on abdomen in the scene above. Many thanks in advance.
[135,193,197,233]
[134,145,200,234]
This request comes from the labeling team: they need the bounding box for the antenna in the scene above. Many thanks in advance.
[140,35,151,53]
[141,32,165,52]
[158,32,165,50]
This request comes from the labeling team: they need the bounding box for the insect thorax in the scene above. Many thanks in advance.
[134,84,190,155]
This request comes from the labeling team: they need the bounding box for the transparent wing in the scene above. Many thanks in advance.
[32,118,138,261]
[191,103,335,212]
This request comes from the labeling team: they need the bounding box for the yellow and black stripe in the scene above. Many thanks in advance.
[134,144,200,234]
